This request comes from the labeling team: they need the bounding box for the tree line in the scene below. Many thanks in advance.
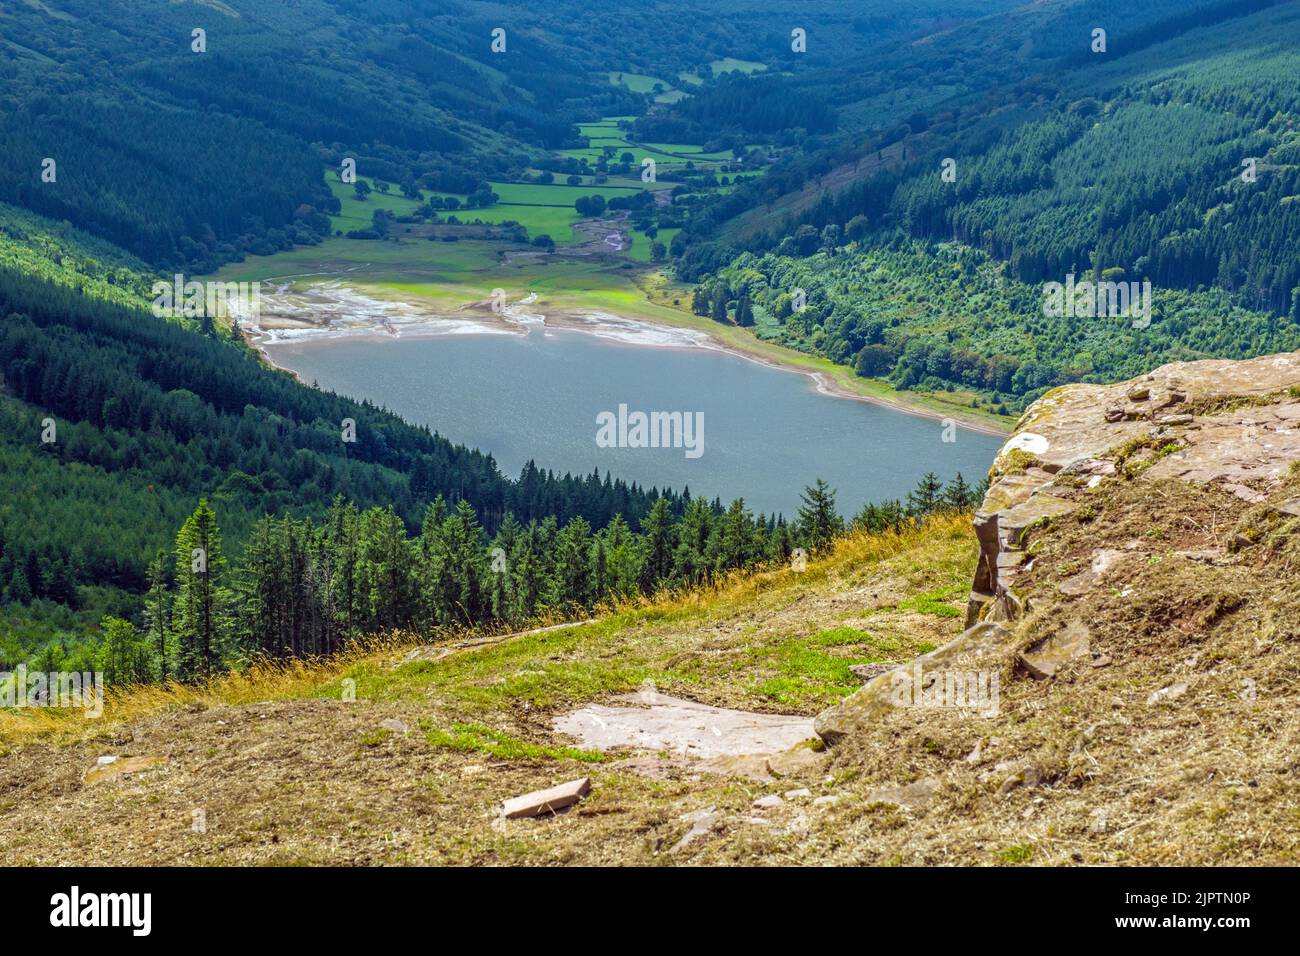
[50,472,983,686]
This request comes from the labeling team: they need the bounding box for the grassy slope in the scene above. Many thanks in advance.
[0,516,977,864]
[5,471,1295,866]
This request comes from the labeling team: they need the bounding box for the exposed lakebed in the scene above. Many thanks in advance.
[252,285,1004,516]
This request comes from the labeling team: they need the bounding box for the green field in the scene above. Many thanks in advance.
[709,57,766,74]
[676,57,768,87]
[606,70,683,103]
[329,177,652,245]
[490,181,641,206]
[626,227,679,263]
[212,232,665,317]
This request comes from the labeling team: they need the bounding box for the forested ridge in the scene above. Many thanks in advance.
[0,207,697,666]
[672,1,1300,414]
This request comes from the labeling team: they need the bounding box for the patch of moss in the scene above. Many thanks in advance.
[425,722,606,763]
[808,626,873,646]
[1109,432,1182,479]
[993,448,1038,478]
[996,844,1035,864]
[891,585,966,618]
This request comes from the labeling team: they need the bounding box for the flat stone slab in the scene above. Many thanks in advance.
[554,694,816,760]
[502,776,591,819]
[83,755,167,786]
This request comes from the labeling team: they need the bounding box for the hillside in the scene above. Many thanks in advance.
[4,350,1297,865]
[0,198,697,664]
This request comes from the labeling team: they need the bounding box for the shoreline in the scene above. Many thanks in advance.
[238,280,1012,439]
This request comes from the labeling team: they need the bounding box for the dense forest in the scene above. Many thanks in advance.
[0,205,694,664]
[702,238,1300,414]
[673,1,1300,411]
[33,473,981,686]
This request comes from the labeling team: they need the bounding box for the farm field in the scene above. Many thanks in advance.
[329,177,645,245]
[606,70,685,103]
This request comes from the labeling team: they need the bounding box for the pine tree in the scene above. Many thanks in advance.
[489,512,522,621]
[736,294,754,327]
[671,497,714,585]
[550,516,593,608]
[144,551,171,681]
[710,284,729,324]
[356,506,419,631]
[326,496,360,641]
[941,472,976,510]
[691,285,710,316]
[907,472,945,518]
[100,616,152,686]
[172,499,228,681]
[797,479,843,553]
[709,498,757,573]
[638,497,677,592]
[601,513,640,598]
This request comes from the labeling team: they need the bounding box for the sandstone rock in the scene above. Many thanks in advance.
[815,621,1009,744]
[997,766,1042,796]
[1057,549,1128,596]
[379,718,409,734]
[766,745,829,778]
[671,807,719,853]
[1019,620,1092,679]
[699,753,773,783]
[1147,683,1188,706]
[849,662,896,681]
[865,778,938,809]
[502,777,591,819]
[1275,498,1300,518]
[396,645,451,666]
[83,755,166,786]
[783,788,812,800]
[555,694,815,760]
[816,351,1300,748]
[752,794,783,809]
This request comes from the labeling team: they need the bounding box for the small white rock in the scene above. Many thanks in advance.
[1147,682,1188,706]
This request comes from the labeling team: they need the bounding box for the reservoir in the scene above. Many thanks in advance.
[262,322,1004,518]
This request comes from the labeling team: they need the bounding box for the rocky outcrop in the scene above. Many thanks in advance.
[816,351,1300,745]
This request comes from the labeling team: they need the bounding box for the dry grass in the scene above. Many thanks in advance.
[3,502,1292,866]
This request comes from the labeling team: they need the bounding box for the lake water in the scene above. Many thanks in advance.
[263,324,1004,518]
